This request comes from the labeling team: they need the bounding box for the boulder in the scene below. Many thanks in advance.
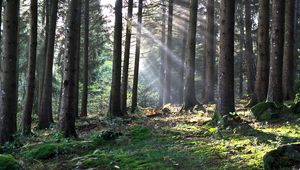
[250,102,280,121]
[264,144,300,170]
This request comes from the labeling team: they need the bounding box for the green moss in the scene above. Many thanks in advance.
[0,154,20,170]
[250,102,280,121]
[126,125,152,142]
[23,143,71,160]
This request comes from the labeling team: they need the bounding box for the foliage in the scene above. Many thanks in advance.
[0,154,20,170]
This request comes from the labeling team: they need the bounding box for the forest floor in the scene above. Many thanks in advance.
[2,100,300,170]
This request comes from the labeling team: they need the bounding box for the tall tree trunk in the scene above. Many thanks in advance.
[244,0,256,96]
[183,0,198,109]
[282,0,296,100]
[0,0,19,143]
[0,0,3,66]
[38,0,50,114]
[80,0,89,117]
[38,0,58,129]
[131,0,143,113]
[74,0,82,118]
[163,0,173,104]
[110,0,123,116]
[204,0,215,103]
[178,30,187,104]
[59,0,79,138]
[121,0,133,113]
[237,2,245,99]
[217,0,235,119]
[267,0,285,102]
[255,0,270,102]
[22,0,38,135]
[159,0,166,106]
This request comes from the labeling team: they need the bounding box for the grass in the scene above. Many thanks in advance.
[1,103,300,169]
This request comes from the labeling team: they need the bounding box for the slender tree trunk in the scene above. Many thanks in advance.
[237,3,245,99]
[121,0,133,113]
[131,0,143,113]
[38,0,50,114]
[183,0,198,109]
[163,0,173,104]
[110,0,123,116]
[204,0,215,103]
[159,0,166,106]
[0,0,19,143]
[282,0,296,100]
[244,0,256,95]
[59,0,79,138]
[255,0,270,102]
[267,0,285,102]
[178,30,187,104]
[80,0,89,117]
[74,0,82,118]
[217,0,235,118]
[0,0,3,65]
[38,0,58,129]
[22,0,38,135]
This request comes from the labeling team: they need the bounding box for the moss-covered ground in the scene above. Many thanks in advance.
[2,100,300,169]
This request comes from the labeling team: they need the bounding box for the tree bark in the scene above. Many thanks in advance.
[110,0,123,116]
[131,0,143,113]
[183,0,198,109]
[159,0,166,106]
[22,0,38,135]
[0,0,19,143]
[244,0,256,95]
[178,29,187,104]
[204,0,215,103]
[80,0,89,117]
[267,0,285,102]
[38,0,58,129]
[163,0,173,104]
[59,0,79,138]
[74,0,82,118]
[121,0,133,113]
[282,0,296,100]
[217,0,235,117]
[237,2,245,99]
[255,0,270,102]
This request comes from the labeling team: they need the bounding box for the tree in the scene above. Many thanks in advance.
[255,0,270,102]
[59,0,80,138]
[131,0,143,113]
[74,0,82,118]
[282,0,296,100]
[22,0,38,135]
[204,0,215,103]
[244,0,256,96]
[267,0,285,102]
[217,0,235,120]
[163,0,173,104]
[110,0,123,116]
[121,0,133,113]
[38,0,58,129]
[0,0,19,143]
[159,0,166,106]
[80,0,89,117]
[183,0,198,109]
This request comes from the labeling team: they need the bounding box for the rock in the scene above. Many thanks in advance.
[263,144,300,170]
[250,102,280,121]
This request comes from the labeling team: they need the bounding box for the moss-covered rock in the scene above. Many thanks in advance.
[250,102,280,121]
[264,144,300,170]
[0,154,20,170]
[23,143,71,160]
